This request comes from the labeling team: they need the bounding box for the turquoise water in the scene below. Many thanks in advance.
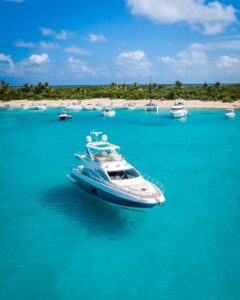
[0,108,240,300]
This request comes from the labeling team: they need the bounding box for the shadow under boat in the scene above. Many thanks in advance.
[42,183,134,238]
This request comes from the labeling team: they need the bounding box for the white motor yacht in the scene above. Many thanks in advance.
[22,105,30,110]
[225,109,235,118]
[102,108,116,117]
[67,104,82,111]
[68,132,165,209]
[83,104,95,111]
[58,111,72,121]
[144,100,158,111]
[94,104,103,110]
[170,100,187,118]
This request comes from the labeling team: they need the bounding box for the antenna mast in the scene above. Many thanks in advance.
[149,75,152,100]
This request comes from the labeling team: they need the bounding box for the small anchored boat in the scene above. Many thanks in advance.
[58,111,72,121]
[102,108,116,117]
[225,109,235,118]
[83,104,95,111]
[170,100,188,118]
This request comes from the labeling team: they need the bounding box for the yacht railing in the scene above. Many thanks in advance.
[139,172,166,194]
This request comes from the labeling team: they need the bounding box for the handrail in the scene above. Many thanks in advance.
[139,172,166,194]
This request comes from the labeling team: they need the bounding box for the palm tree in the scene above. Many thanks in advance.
[175,80,182,88]
[0,81,10,95]
[133,82,139,88]
[44,82,49,91]
[215,81,221,90]
[203,82,209,89]
[21,83,32,93]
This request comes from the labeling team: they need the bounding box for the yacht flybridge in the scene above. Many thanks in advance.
[170,100,188,118]
[225,109,235,118]
[68,132,165,209]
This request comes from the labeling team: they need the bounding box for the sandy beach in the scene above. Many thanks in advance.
[0,99,240,109]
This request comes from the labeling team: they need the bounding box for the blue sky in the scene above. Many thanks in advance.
[0,0,240,85]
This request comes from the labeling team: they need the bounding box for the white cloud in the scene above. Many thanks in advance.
[116,50,152,77]
[29,53,49,64]
[88,33,107,42]
[65,45,90,56]
[39,27,56,36]
[160,48,208,76]
[67,56,97,77]
[127,0,237,35]
[39,41,59,50]
[39,27,74,40]
[0,52,52,77]
[56,30,75,40]
[0,53,16,75]
[216,55,240,69]
[190,40,240,51]
[14,39,35,48]
[3,0,24,3]
[158,42,240,82]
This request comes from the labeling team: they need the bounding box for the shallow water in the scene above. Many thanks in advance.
[0,108,240,300]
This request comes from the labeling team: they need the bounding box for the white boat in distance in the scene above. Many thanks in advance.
[170,100,188,118]
[68,132,165,209]
[83,104,95,111]
[66,104,82,111]
[225,109,235,118]
[28,104,47,110]
[125,103,136,110]
[94,104,103,110]
[102,108,116,117]
[144,100,158,111]
[58,111,72,121]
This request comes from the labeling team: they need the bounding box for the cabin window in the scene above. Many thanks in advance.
[95,169,109,181]
[107,168,140,180]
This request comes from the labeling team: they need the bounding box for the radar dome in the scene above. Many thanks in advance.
[86,136,92,143]
[102,134,108,142]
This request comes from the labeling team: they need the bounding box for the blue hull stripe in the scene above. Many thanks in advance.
[70,174,156,208]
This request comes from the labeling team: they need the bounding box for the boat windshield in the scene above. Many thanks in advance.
[107,168,140,180]
[89,147,121,161]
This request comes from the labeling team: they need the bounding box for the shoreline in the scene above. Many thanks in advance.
[1,99,240,110]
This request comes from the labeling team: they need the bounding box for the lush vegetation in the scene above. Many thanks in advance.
[0,80,239,102]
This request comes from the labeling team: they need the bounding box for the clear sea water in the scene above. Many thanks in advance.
[0,108,240,300]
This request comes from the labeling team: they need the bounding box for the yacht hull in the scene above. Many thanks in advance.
[68,172,159,209]
[225,113,235,118]
[170,110,187,118]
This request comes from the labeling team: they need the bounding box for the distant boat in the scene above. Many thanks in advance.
[83,104,95,111]
[22,105,30,110]
[66,104,82,111]
[68,131,165,209]
[144,100,158,111]
[225,109,235,118]
[94,104,103,110]
[125,103,136,110]
[28,104,47,110]
[102,108,116,117]
[170,100,188,118]
[58,111,72,121]
[144,76,158,112]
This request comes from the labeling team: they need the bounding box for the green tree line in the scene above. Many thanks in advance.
[0,80,239,102]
